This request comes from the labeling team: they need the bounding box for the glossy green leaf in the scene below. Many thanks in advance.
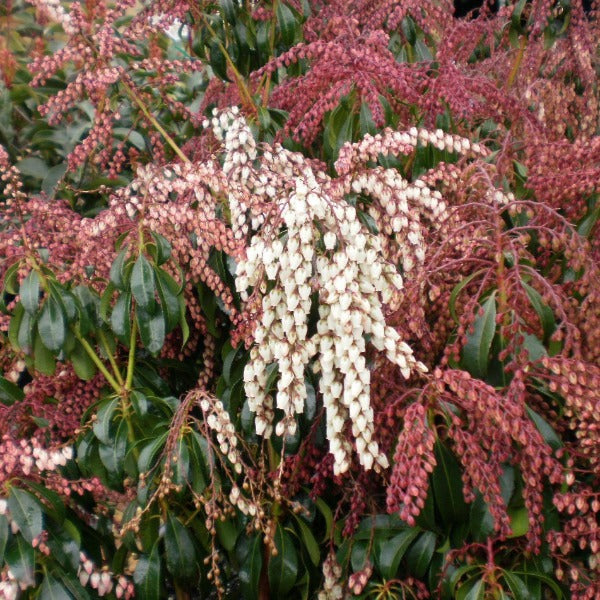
[111,291,131,340]
[239,534,262,600]
[17,156,48,179]
[20,271,40,314]
[0,515,8,561]
[136,306,165,354]
[3,261,21,295]
[522,281,555,342]
[131,254,156,311]
[405,531,436,578]
[98,419,128,477]
[268,526,298,596]
[5,535,35,586]
[33,329,55,374]
[359,102,377,136]
[8,488,43,544]
[109,248,129,290]
[507,507,529,538]
[23,480,65,524]
[39,575,72,600]
[149,232,171,265]
[462,292,497,379]
[137,432,168,473]
[215,518,238,552]
[526,406,562,449]
[17,309,35,353]
[92,397,119,445]
[432,442,468,526]
[69,340,97,380]
[165,512,197,580]
[0,376,25,406]
[154,268,180,332]
[292,513,320,566]
[376,528,420,579]
[220,0,237,23]
[209,40,229,81]
[460,578,485,600]
[277,2,296,46]
[41,163,67,198]
[134,540,161,600]
[502,571,533,600]
[38,297,66,351]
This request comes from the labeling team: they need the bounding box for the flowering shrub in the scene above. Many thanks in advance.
[1,0,600,598]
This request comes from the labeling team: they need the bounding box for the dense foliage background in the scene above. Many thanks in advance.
[1,0,600,598]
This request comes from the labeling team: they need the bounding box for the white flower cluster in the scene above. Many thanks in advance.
[0,570,21,600]
[335,126,488,176]
[317,552,345,600]
[78,552,133,598]
[198,395,243,475]
[210,110,426,475]
[204,107,258,239]
[348,167,447,274]
[15,443,72,477]
[31,0,76,35]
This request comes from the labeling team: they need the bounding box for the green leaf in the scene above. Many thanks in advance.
[17,309,35,352]
[165,512,197,581]
[136,306,165,354]
[0,515,8,561]
[69,340,97,380]
[277,2,296,46]
[56,570,92,600]
[220,0,237,22]
[0,376,25,406]
[292,514,320,566]
[20,271,40,314]
[38,297,66,351]
[5,535,35,585]
[449,270,486,323]
[39,575,72,600]
[137,432,168,473]
[34,329,56,374]
[17,156,48,179]
[432,442,468,526]
[131,254,156,311]
[462,292,497,379]
[41,163,67,199]
[460,578,484,600]
[134,540,161,600]
[502,571,533,600]
[111,291,132,340]
[154,268,180,332]
[98,419,128,477]
[359,102,377,136]
[522,281,555,342]
[376,528,420,579]
[469,495,494,541]
[22,480,65,524]
[3,261,21,295]
[526,406,562,449]
[268,526,298,596]
[149,232,171,266]
[507,507,529,538]
[8,488,43,544]
[209,40,229,81]
[92,397,119,445]
[239,534,262,600]
[315,498,333,542]
[110,248,130,290]
[405,531,436,578]
[216,518,238,552]
[350,540,368,571]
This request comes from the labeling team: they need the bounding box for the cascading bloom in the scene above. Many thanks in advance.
[208,109,428,475]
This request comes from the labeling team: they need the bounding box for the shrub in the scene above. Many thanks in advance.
[1,0,599,598]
